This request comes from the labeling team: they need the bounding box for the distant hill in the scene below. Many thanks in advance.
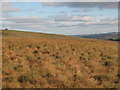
[72,32,120,41]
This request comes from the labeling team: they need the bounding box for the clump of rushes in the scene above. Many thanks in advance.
[18,74,32,83]
[104,61,110,66]
[33,50,38,53]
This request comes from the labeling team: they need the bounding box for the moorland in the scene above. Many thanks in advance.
[2,30,119,88]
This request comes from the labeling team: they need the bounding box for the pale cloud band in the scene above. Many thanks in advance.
[2,0,120,2]
[2,15,118,34]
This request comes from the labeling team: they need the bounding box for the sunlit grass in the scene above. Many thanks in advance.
[2,30,119,88]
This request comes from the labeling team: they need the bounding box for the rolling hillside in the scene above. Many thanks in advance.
[2,30,119,88]
[72,32,120,41]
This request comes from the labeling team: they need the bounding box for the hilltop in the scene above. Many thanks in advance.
[2,30,78,39]
[2,30,119,88]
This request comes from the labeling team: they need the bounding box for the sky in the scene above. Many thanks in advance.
[1,1,119,35]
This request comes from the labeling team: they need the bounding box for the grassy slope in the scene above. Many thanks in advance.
[2,30,79,39]
[2,30,119,88]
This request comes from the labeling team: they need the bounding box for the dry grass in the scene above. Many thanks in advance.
[2,30,119,88]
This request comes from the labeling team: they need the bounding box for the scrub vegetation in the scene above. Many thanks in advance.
[2,30,119,88]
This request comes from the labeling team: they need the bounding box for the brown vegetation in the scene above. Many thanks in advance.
[2,30,119,88]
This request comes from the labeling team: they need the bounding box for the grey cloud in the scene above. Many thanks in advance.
[87,18,118,27]
[53,15,95,22]
[71,8,92,12]
[2,16,52,24]
[2,15,118,34]
[2,0,120,2]
[59,11,66,14]
[54,16,118,28]
[42,2,118,9]
[82,8,92,12]
[101,17,118,22]
[2,16,56,30]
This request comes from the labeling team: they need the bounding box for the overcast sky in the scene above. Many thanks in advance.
[1,1,118,35]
